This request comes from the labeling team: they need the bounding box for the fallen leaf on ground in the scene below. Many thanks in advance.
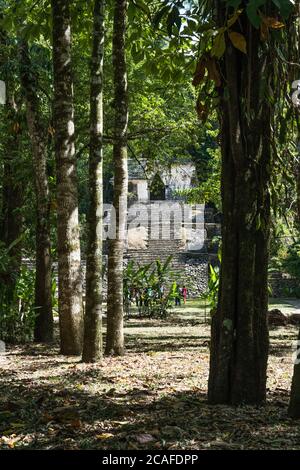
[135,433,156,444]
[96,433,114,440]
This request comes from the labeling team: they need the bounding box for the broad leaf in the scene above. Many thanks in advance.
[211,32,226,59]
[228,31,247,53]
[272,0,295,19]
[152,5,170,29]
[246,0,265,28]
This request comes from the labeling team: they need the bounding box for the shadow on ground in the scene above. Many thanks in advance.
[0,367,299,450]
[0,303,299,450]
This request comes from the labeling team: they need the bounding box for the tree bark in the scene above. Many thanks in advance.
[208,5,271,405]
[297,146,300,225]
[19,40,53,343]
[82,0,105,363]
[289,158,300,416]
[286,1,300,418]
[288,327,300,418]
[0,31,23,299]
[105,0,128,356]
[288,138,300,418]
[0,133,23,296]
[51,0,83,355]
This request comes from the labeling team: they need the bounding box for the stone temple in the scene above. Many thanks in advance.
[104,159,221,296]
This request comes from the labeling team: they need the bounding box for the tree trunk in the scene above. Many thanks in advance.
[288,326,300,418]
[19,40,53,343]
[288,136,300,418]
[0,31,23,299]
[0,138,23,295]
[287,1,300,418]
[297,153,300,224]
[82,0,105,363]
[208,5,271,405]
[105,0,128,356]
[51,0,83,355]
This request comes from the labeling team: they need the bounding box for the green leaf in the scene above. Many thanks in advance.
[152,5,170,29]
[211,32,226,58]
[167,7,181,36]
[209,264,217,282]
[256,213,261,230]
[246,0,265,28]
[272,0,294,18]
[132,0,151,16]
[225,0,242,8]
[0,15,14,32]
[128,1,137,21]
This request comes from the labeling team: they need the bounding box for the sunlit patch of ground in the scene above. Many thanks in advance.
[269,298,300,315]
[1,300,300,450]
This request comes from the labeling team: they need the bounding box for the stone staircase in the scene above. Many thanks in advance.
[124,201,221,294]
[126,239,186,277]
[102,201,222,293]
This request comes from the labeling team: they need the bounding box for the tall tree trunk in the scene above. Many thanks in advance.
[0,131,23,295]
[19,40,53,343]
[288,133,300,418]
[288,151,300,417]
[51,0,83,355]
[288,315,300,417]
[208,5,271,405]
[105,0,128,356]
[286,0,300,419]
[0,31,23,298]
[82,0,105,363]
[296,149,300,229]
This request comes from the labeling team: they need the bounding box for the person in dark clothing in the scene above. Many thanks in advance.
[175,285,181,306]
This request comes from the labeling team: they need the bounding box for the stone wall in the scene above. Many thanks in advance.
[184,257,208,296]
[269,273,300,298]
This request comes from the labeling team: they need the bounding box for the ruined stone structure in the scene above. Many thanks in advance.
[26,160,222,298]
[105,160,221,296]
[125,202,221,296]
[23,161,298,299]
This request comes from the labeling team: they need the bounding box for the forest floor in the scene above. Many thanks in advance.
[1,300,300,450]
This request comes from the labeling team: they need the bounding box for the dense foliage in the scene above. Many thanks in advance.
[124,257,178,318]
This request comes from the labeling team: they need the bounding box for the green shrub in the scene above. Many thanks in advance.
[0,265,37,344]
[270,239,300,298]
[201,262,219,313]
[281,241,300,280]
[201,247,221,313]
[1,240,37,343]
[123,256,177,318]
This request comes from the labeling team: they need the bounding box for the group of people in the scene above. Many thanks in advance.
[130,286,164,308]
[126,284,188,310]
